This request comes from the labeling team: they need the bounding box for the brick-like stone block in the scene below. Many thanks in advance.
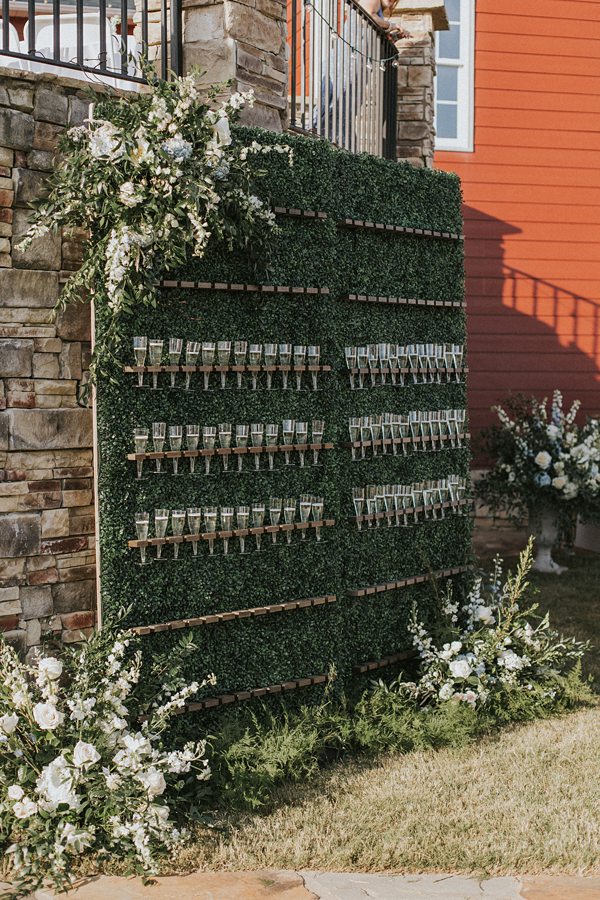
[0,512,40,558]
[225,3,283,54]
[0,338,33,377]
[27,566,59,585]
[41,535,87,555]
[408,65,433,87]
[0,108,34,151]
[62,626,93,643]
[34,88,68,126]
[398,120,430,140]
[26,617,42,646]
[33,121,63,152]
[41,507,70,538]
[0,614,20,633]
[7,85,34,113]
[0,268,59,308]
[7,408,92,451]
[59,342,82,380]
[13,168,47,207]
[52,579,95,613]
[61,610,95,630]
[12,207,61,270]
[20,584,53,619]
[2,627,26,652]
[32,352,60,379]
[55,301,91,341]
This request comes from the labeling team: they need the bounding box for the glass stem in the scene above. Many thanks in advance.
[205,458,211,476]
[173,459,178,476]
[140,546,146,565]
[136,460,143,479]
[282,372,289,390]
[185,372,192,391]
[137,371,144,388]
[152,372,158,390]
[221,372,227,390]
[190,458,196,476]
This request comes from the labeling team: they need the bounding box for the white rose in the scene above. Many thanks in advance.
[438,683,454,701]
[73,740,101,769]
[38,657,63,681]
[137,766,167,799]
[449,658,472,680]
[7,785,24,800]
[552,475,568,490]
[475,605,495,625]
[13,797,38,819]
[212,116,231,147]
[118,181,142,208]
[36,756,80,811]
[534,451,552,470]
[0,714,19,734]
[33,702,64,731]
[498,649,524,671]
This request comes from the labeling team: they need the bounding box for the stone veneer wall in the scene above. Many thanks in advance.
[392,14,437,167]
[0,68,100,656]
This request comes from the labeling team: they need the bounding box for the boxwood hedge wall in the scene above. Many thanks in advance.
[96,127,472,707]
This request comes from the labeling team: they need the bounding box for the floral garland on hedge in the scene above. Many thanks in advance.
[19,73,292,384]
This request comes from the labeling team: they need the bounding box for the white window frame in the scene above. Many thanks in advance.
[434,0,475,152]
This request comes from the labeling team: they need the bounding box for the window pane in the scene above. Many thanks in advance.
[437,65,458,101]
[436,103,458,139]
[439,23,460,59]
[445,0,460,22]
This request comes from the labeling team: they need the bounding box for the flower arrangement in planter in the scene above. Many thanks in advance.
[0,623,212,898]
[19,71,292,383]
[479,391,600,573]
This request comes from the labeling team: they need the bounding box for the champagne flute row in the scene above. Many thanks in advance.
[129,338,328,391]
[351,476,469,529]
[344,343,465,389]
[130,497,334,563]
[346,409,467,459]
[130,420,330,477]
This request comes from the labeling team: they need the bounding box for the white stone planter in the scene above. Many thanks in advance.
[529,508,568,575]
[575,517,600,553]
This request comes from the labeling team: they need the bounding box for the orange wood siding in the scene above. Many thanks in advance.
[435,0,600,449]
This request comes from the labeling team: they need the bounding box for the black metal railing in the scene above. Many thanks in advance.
[0,0,182,84]
[287,0,398,159]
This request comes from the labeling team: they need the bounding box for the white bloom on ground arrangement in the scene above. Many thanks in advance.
[0,621,213,899]
[17,70,293,386]
[388,540,587,715]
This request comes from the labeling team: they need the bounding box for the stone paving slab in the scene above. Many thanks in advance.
[301,871,522,899]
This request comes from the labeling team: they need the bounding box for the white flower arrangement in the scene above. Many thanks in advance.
[18,72,293,385]
[0,624,212,898]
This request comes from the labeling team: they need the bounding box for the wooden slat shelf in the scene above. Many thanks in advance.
[341,293,465,309]
[339,218,463,241]
[159,279,330,295]
[353,649,418,674]
[343,433,470,452]
[128,518,336,548]
[124,363,332,375]
[140,673,331,719]
[351,498,472,527]
[128,441,335,462]
[347,564,472,598]
[133,593,337,635]
[348,365,468,379]
[273,206,328,220]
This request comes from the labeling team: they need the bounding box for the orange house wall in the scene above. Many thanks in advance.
[435,0,600,450]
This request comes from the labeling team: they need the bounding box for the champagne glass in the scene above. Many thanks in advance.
[154,508,169,560]
[349,417,360,461]
[202,342,216,391]
[152,422,166,474]
[279,343,292,390]
[168,425,183,475]
[308,344,320,391]
[397,344,408,385]
[264,342,277,390]
[345,346,357,390]
[237,505,250,554]
[391,414,401,456]
[352,487,365,530]
[265,423,279,470]
[135,512,149,564]
[250,423,264,471]
[204,506,218,555]
[293,345,306,391]
[389,345,399,386]
[311,419,324,465]
[133,427,148,479]
[375,484,386,527]
[382,413,392,455]
[217,341,231,389]
[367,344,379,387]
[236,424,250,472]
[269,497,282,544]
[371,414,382,457]
[366,484,377,526]
[312,495,324,541]
[218,423,232,472]
[252,502,265,552]
[203,426,217,475]
[248,343,262,390]
[357,346,368,389]
[148,339,163,390]
[283,497,296,544]
[234,340,247,389]
[384,485,395,526]
[221,506,234,555]
[186,424,200,475]
[295,421,308,467]
[360,416,371,459]
[133,336,147,387]
[185,340,200,390]
[378,343,389,385]
[168,338,183,388]
[187,507,202,556]
[282,418,295,465]
[299,493,312,540]
[171,509,185,559]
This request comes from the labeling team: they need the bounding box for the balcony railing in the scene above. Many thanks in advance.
[0,0,182,84]
[287,0,398,159]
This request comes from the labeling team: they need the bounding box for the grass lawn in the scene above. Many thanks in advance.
[172,547,600,878]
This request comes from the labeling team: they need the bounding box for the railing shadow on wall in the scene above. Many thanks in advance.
[463,205,600,453]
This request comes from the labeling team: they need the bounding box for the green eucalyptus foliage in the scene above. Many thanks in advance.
[96,127,472,712]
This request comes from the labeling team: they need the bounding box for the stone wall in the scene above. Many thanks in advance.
[0,69,97,656]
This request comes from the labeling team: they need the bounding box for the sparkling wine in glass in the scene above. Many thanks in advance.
[133,427,148,479]
[308,344,320,391]
[169,425,183,475]
[203,506,218,555]
[202,342,215,391]
[237,505,250,554]
[299,494,312,540]
[265,423,278,470]
[168,338,183,388]
[312,495,324,541]
[148,339,163,390]
[217,341,231,389]
[171,509,185,559]
[234,340,247,389]
[135,512,149,564]
[352,487,365,530]
[279,343,292,390]
[264,342,277,390]
[251,423,264,471]
[218,423,232,472]
[221,506,234,555]
[282,419,295,466]
[283,497,296,545]
[349,417,360,461]
[293,345,306,392]
[357,346,368,389]
[252,502,265,552]
[187,507,202,556]
[133,337,147,387]
[203,426,216,475]
[311,419,324,465]
[185,340,201,390]
[345,346,358,390]
[269,497,282,544]
[154,508,169,560]
[186,424,200,475]
[152,422,166,474]
[295,421,308,467]
[235,423,249,472]
[248,344,262,390]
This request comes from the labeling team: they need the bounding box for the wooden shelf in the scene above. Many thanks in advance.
[128,442,335,462]
[341,293,465,309]
[350,498,472,526]
[347,564,472,598]
[124,363,332,375]
[353,649,418,674]
[339,218,463,241]
[133,594,337,635]
[273,206,328,220]
[343,433,470,452]
[159,279,330,295]
[347,365,468,378]
[128,518,336,549]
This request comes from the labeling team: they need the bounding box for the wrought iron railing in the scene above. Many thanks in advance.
[0,0,182,84]
[287,0,398,158]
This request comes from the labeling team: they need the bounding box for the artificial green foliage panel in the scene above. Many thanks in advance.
[96,128,471,701]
